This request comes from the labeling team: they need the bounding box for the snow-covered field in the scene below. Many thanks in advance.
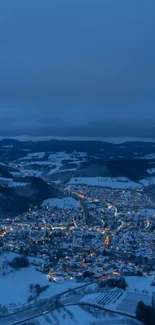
[125,275,154,293]
[68,177,141,189]
[37,305,134,325]
[17,151,86,176]
[9,181,28,187]
[0,177,28,187]
[79,276,155,317]
[47,151,86,174]
[139,176,155,186]
[80,289,123,307]
[38,305,96,325]
[37,303,140,325]
[23,169,43,177]
[0,251,154,321]
[48,151,86,161]
[115,276,154,316]
[141,154,155,159]
[19,152,45,160]
[21,160,53,166]
[0,253,80,307]
[147,168,155,174]
[42,197,80,209]
[116,291,152,315]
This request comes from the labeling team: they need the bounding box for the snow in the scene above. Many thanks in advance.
[0,266,46,306]
[92,276,153,316]
[139,177,155,186]
[38,306,139,325]
[0,253,81,307]
[48,165,63,175]
[30,161,53,165]
[24,169,43,177]
[18,151,84,175]
[115,276,154,315]
[42,197,80,209]
[19,152,45,160]
[0,178,28,187]
[8,181,28,187]
[89,320,140,325]
[0,162,7,166]
[22,161,53,166]
[68,177,141,189]
[80,289,123,307]
[141,154,155,159]
[125,275,154,293]
[0,177,12,182]
[57,168,76,173]
[147,168,155,174]
[52,180,62,184]
[38,305,95,325]
[27,152,45,159]
[47,151,83,175]
[11,172,22,176]
[76,152,87,157]
[48,151,85,161]
[116,292,151,315]
[80,276,155,317]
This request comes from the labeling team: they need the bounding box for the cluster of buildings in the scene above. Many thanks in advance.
[0,183,155,281]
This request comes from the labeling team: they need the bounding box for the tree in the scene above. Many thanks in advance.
[54,297,62,309]
[83,271,94,279]
[34,284,41,295]
[136,301,155,325]
[136,301,146,322]
[118,277,127,290]
[27,295,33,303]
[0,305,8,316]
[9,256,29,269]
[29,284,34,293]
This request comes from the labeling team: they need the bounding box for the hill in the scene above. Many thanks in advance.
[0,165,13,179]
[0,177,62,217]
[74,159,151,182]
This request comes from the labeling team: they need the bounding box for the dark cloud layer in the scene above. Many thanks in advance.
[0,0,154,135]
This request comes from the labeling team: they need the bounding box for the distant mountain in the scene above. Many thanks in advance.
[0,139,20,146]
[0,138,155,161]
[0,139,155,216]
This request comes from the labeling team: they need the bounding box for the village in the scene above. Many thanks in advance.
[0,182,155,284]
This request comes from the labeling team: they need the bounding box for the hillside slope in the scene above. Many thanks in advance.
[0,177,62,217]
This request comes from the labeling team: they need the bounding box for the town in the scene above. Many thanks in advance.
[1,182,155,283]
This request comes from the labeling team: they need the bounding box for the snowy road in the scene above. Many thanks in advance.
[0,296,141,325]
[0,295,82,325]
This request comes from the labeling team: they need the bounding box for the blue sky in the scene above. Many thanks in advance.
[0,0,154,134]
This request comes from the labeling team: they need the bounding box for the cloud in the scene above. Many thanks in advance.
[0,0,154,134]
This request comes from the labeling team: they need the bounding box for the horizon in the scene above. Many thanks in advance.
[1,135,155,144]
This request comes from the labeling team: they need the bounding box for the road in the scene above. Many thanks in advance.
[0,282,92,325]
[0,295,82,325]
[1,297,142,325]
[0,278,141,325]
[0,277,140,325]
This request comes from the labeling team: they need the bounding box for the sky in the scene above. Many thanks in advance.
[0,0,155,136]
